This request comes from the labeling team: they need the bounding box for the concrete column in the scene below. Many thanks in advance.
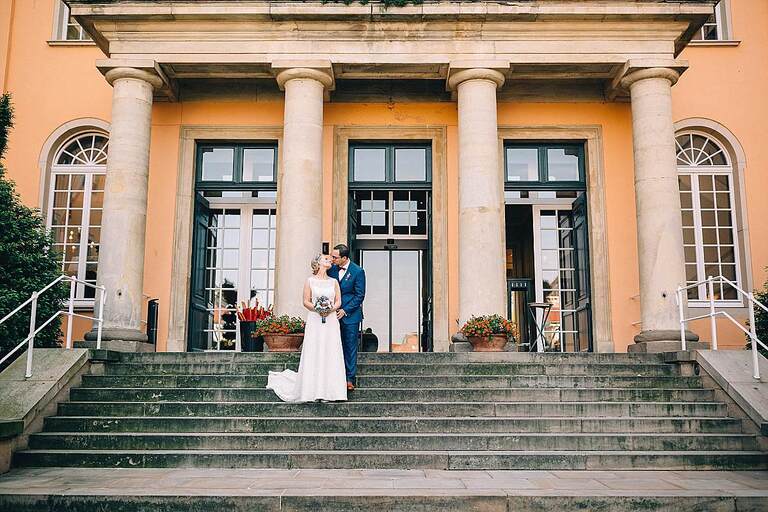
[274,68,333,318]
[86,68,162,343]
[621,68,699,352]
[449,69,508,327]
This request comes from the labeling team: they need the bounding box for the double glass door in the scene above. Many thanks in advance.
[189,195,276,351]
[532,195,591,352]
[358,244,430,352]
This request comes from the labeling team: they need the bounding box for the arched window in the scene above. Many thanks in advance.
[676,131,742,304]
[47,133,108,303]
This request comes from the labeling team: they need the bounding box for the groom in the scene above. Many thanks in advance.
[329,244,366,391]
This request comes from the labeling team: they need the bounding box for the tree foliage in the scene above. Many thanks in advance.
[747,272,768,358]
[0,94,66,362]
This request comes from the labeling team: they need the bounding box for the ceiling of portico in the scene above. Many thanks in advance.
[69,0,717,101]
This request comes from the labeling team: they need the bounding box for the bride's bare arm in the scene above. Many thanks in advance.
[303,280,314,311]
[334,280,342,311]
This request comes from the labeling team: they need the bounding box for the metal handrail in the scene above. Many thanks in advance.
[677,275,767,380]
[0,276,105,378]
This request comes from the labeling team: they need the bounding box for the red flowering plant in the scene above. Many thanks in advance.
[253,315,306,336]
[237,298,273,322]
[460,314,518,341]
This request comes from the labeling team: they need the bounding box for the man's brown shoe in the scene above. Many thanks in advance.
[347,382,355,391]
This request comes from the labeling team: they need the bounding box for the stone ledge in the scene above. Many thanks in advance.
[694,350,768,437]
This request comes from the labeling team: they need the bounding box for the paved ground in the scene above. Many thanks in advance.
[1,468,767,497]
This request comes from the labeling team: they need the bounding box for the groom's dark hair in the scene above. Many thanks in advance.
[334,244,350,258]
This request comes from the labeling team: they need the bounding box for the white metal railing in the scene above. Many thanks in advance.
[0,275,105,379]
[677,275,768,380]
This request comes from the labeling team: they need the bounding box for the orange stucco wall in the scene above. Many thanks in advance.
[1,0,766,352]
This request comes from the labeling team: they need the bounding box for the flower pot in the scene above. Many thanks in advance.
[239,321,264,352]
[263,333,304,352]
[467,334,508,352]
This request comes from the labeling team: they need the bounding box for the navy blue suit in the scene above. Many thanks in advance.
[328,262,366,383]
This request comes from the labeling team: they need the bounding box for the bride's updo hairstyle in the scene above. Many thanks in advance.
[310,253,324,275]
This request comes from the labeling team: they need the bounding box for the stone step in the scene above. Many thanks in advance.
[80,373,704,389]
[43,416,743,434]
[103,362,680,377]
[1,490,764,512]
[28,432,759,452]
[69,387,716,403]
[13,449,768,470]
[116,352,665,364]
[57,401,728,418]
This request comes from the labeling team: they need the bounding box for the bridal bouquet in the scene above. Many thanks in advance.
[314,295,333,324]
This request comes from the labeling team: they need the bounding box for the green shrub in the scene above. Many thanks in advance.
[0,94,67,363]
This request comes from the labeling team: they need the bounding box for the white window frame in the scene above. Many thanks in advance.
[677,130,743,308]
[202,198,277,352]
[52,1,92,42]
[692,1,732,42]
[46,132,108,308]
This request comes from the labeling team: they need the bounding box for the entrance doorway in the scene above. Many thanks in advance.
[358,244,430,352]
[188,142,278,351]
[348,143,433,352]
[503,143,593,352]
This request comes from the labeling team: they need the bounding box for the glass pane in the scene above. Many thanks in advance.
[394,148,427,182]
[361,251,391,352]
[682,228,695,244]
[547,148,580,182]
[714,175,729,192]
[53,192,68,208]
[66,209,82,225]
[89,209,102,226]
[699,192,715,209]
[242,148,275,182]
[92,175,106,191]
[90,192,103,209]
[70,175,86,191]
[679,192,692,209]
[353,148,386,182]
[69,191,84,209]
[506,148,539,181]
[698,174,714,191]
[718,228,733,244]
[391,251,421,352]
[717,211,733,227]
[678,175,691,191]
[715,193,731,209]
[54,175,69,190]
[201,148,235,181]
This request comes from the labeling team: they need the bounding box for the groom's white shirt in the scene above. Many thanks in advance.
[338,262,349,281]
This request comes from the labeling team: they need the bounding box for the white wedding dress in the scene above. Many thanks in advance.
[266,277,348,402]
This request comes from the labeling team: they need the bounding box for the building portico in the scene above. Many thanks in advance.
[65,0,719,353]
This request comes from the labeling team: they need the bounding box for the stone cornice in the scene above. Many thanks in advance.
[69,1,719,21]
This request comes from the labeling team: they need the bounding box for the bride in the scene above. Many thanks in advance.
[266,254,348,402]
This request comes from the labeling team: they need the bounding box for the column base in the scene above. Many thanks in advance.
[630,329,705,353]
[75,339,155,353]
[84,327,150,351]
[628,340,711,353]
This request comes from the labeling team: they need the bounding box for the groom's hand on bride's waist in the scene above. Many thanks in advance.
[336,309,346,320]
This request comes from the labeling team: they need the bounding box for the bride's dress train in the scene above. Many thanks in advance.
[267,277,348,402]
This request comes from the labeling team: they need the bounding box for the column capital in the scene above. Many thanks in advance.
[620,67,681,90]
[104,67,165,89]
[97,58,175,100]
[447,68,506,91]
[273,61,335,91]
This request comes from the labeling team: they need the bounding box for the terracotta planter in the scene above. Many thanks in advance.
[467,334,508,352]
[263,333,304,352]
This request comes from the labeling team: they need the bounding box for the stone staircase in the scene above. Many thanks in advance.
[13,352,767,471]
